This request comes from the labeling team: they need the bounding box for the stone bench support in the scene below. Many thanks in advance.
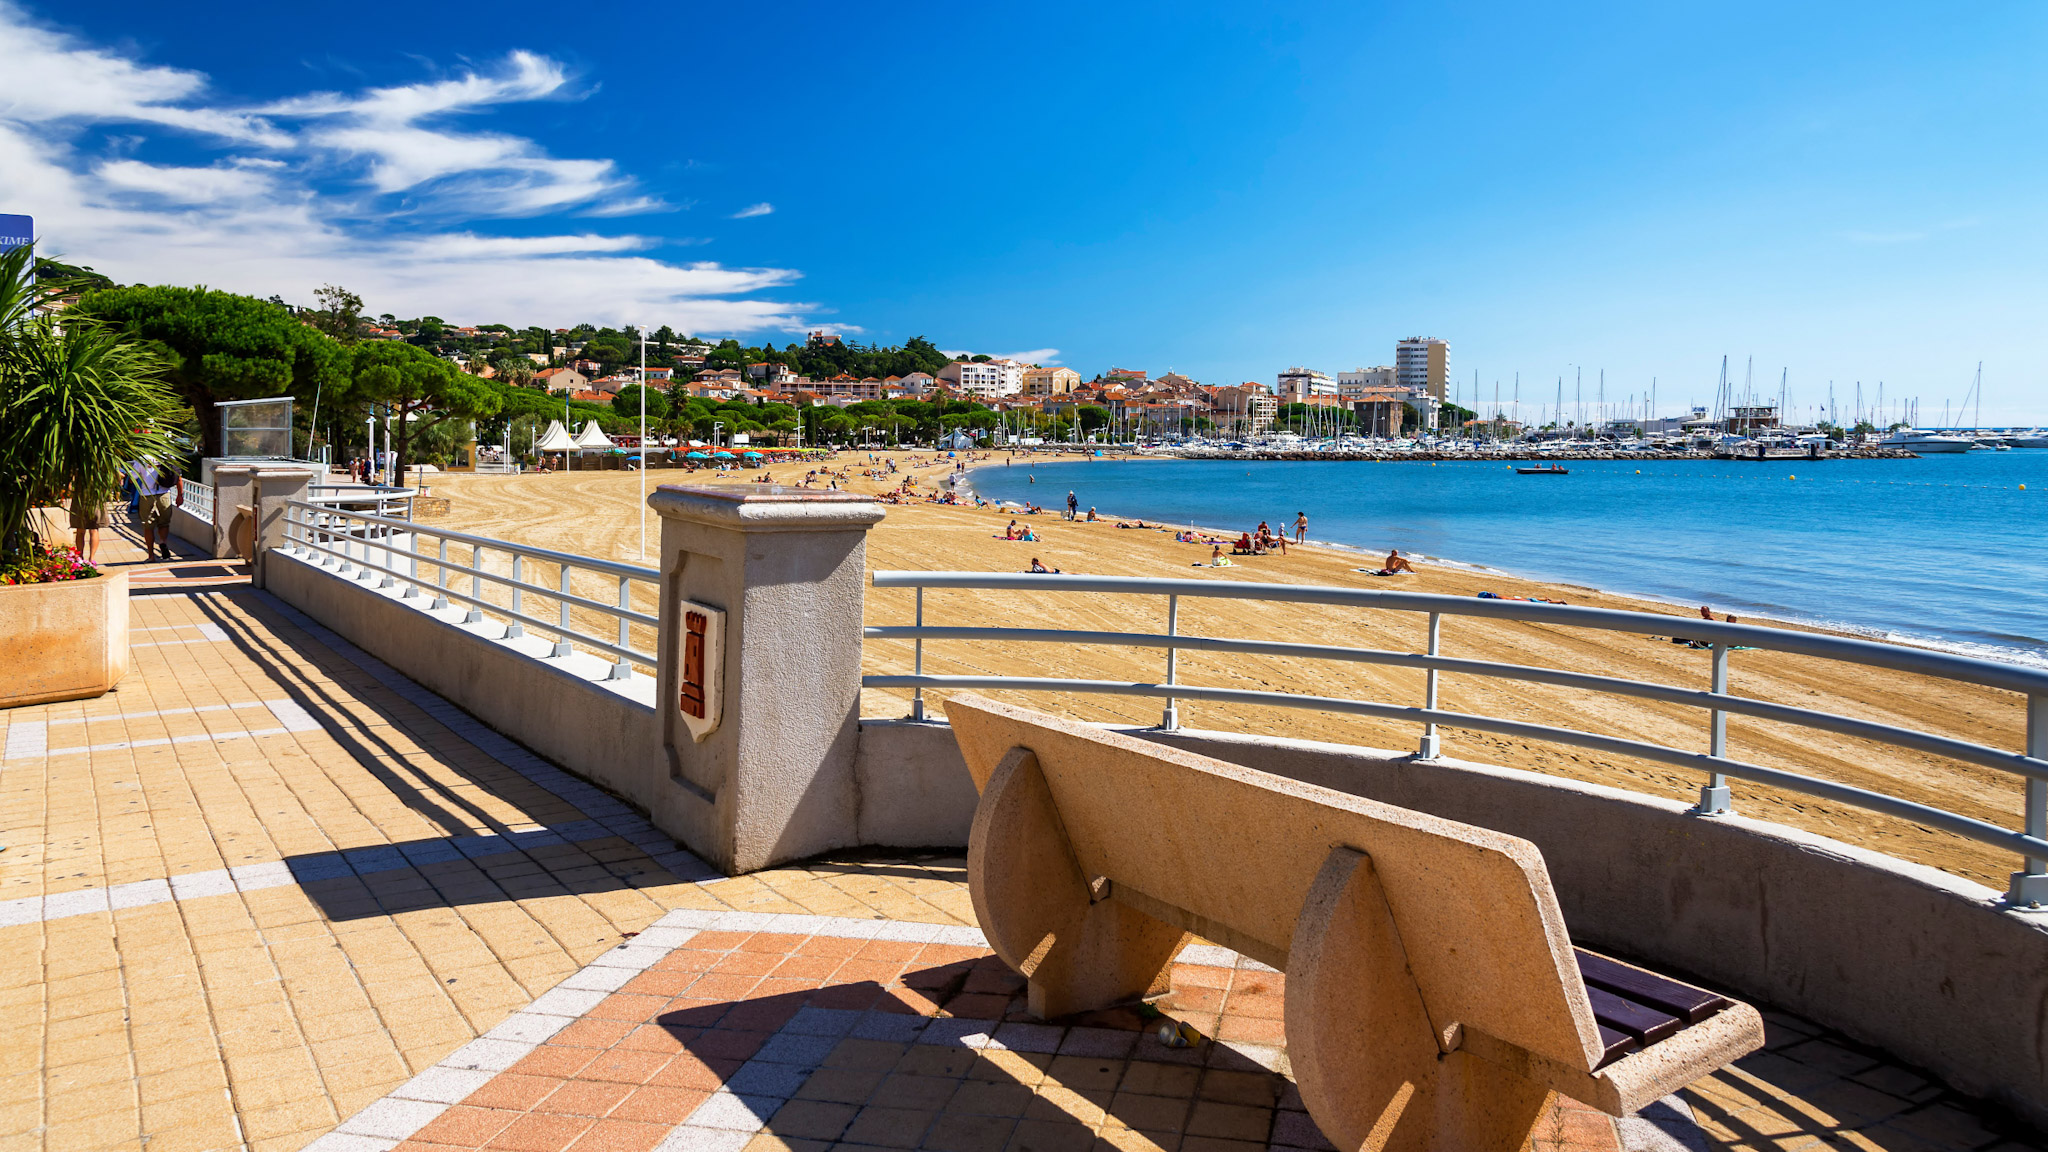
[946,694,1764,1152]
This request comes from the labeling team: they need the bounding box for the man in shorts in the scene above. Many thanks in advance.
[130,460,177,561]
[69,498,107,564]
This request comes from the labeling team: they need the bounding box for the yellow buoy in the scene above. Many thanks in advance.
[1789,474,1795,480]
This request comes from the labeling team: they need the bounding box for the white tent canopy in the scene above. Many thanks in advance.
[572,420,614,449]
[535,419,578,452]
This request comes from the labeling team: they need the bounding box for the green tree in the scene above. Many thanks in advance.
[612,383,669,421]
[350,342,501,481]
[72,285,347,458]
[311,284,365,345]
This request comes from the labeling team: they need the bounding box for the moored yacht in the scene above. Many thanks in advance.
[1880,428,1975,453]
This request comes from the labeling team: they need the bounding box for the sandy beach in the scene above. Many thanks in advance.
[424,450,2030,891]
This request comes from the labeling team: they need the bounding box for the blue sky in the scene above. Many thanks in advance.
[5,2,2047,421]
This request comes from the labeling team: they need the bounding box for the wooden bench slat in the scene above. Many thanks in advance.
[1586,986,1685,1046]
[1575,948,1732,1026]
[1595,1025,1639,1069]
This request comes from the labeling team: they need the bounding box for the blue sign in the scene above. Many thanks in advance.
[0,215,30,253]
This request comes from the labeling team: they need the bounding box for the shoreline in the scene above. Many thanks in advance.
[957,452,2048,670]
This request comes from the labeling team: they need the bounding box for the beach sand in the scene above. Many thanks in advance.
[424,451,2029,891]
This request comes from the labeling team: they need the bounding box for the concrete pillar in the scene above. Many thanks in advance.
[646,484,885,874]
[210,464,255,560]
[249,467,317,589]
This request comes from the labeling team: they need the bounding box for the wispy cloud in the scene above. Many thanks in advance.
[731,202,773,219]
[997,348,1060,365]
[0,2,805,332]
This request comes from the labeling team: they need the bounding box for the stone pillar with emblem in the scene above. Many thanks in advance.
[646,484,884,874]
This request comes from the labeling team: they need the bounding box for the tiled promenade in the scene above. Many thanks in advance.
[0,525,2038,1151]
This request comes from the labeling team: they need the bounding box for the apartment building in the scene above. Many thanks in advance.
[1021,366,1082,396]
[1276,367,1338,404]
[1336,366,1397,400]
[1395,338,1449,400]
[1208,383,1280,435]
[937,359,1024,397]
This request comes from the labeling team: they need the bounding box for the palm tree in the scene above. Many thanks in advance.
[0,244,181,569]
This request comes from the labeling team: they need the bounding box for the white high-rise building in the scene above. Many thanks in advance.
[1276,366,1338,403]
[938,359,1025,397]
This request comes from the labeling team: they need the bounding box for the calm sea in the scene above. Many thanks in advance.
[966,451,2048,665]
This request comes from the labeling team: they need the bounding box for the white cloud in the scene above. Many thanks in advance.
[731,202,773,219]
[996,348,1060,365]
[0,4,806,333]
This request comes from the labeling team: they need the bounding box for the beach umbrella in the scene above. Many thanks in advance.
[713,450,736,459]
[685,451,709,459]
[742,451,762,458]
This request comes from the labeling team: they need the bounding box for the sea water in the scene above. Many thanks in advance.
[967,451,2048,665]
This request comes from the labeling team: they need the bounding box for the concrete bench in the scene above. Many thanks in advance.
[944,694,1765,1151]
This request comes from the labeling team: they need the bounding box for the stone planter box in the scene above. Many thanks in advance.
[0,570,128,708]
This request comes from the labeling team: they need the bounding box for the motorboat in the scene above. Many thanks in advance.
[1516,464,1570,475]
[1880,429,1976,453]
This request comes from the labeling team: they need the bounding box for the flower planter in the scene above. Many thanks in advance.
[0,570,128,707]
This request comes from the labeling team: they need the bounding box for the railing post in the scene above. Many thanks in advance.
[504,554,525,637]
[911,586,926,721]
[2010,693,2048,906]
[377,515,396,589]
[402,527,420,598]
[551,562,573,657]
[648,484,884,874]
[608,574,632,680]
[248,468,315,590]
[464,545,484,622]
[432,538,449,610]
[1161,594,1180,731]
[1418,612,1441,759]
[1699,642,1733,814]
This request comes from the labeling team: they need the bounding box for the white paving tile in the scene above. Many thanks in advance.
[39,887,109,919]
[684,1092,779,1132]
[482,1012,575,1045]
[168,869,236,900]
[335,1096,447,1140]
[107,878,173,910]
[3,720,46,759]
[0,898,40,928]
[558,964,637,992]
[655,1125,755,1152]
[525,986,614,1017]
[441,1037,532,1072]
[299,1133,400,1152]
[391,1065,496,1104]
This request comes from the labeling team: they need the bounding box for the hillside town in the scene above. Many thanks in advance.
[410,316,1464,443]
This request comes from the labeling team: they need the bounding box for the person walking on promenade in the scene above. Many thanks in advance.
[130,460,177,561]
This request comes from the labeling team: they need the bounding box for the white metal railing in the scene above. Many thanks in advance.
[178,480,215,523]
[308,483,416,521]
[283,501,657,676]
[864,571,2048,906]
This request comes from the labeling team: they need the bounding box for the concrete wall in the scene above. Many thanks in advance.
[853,720,982,848]
[265,550,663,811]
[170,506,212,551]
[858,717,2048,1131]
